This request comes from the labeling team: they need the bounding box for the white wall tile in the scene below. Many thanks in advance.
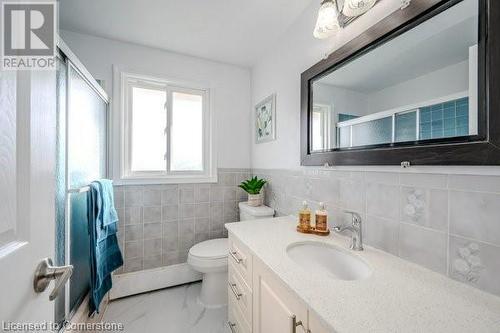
[400,173,448,189]
[366,183,400,220]
[448,174,500,193]
[338,179,365,212]
[364,171,399,185]
[143,189,162,206]
[449,236,500,296]
[400,187,447,232]
[450,190,500,246]
[399,223,447,274]
[143,206,161,223]
[364,215,399,256]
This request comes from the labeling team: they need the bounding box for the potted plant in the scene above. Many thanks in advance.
[238,176,267,207]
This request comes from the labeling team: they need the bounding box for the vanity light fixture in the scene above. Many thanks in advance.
[313,0,381,40]
[342,0,377,17]
[313,0,340,39]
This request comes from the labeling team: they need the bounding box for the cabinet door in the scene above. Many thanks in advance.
[253,258,308,333]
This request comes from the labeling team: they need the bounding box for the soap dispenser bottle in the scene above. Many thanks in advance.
[297,201,312,233]
[315,202,328,232]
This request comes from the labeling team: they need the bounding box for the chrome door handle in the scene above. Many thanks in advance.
[229,282,243,300]
[227,321,237,333]
[292,315,309,333]
[33,258,73,301]
[230,250,242,264]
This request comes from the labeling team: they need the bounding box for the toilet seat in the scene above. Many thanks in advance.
[188,238,228,273]
[189,238,228,260]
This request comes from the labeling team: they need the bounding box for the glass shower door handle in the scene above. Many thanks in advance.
[33,258,73,301]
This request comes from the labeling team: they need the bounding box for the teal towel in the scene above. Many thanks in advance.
[87,180,123,315]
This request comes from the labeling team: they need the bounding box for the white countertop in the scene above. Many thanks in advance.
[225,217,500,333]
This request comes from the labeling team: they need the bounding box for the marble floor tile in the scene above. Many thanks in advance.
[103,282,229,333]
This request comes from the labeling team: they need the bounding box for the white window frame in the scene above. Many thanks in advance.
[312,103,332,151]
[112,68,217,184]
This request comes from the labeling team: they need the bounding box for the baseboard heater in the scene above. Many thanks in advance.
[109,263,202,300]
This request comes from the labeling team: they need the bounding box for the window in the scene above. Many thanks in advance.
[118,72,215,183]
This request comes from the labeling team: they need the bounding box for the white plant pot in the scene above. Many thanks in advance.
[247,192,263,207]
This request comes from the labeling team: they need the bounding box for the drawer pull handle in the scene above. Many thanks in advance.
[227,321,237,333]
[230,250,243,264]
[292,315,309,333]
[229,282,243,300]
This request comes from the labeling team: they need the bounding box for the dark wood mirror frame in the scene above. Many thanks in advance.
[301,0,500,166]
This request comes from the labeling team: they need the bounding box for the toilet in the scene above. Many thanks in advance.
[188,202,274,308]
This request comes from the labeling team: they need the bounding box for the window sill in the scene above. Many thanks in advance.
[114,175,218,185]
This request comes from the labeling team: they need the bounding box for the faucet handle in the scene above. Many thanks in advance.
[343,210,362,227]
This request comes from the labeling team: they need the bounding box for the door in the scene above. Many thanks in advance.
[0,69,58,323]
[253,258,308,333]
[66,62,108,313]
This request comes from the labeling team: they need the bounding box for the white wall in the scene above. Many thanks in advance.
[250,1,403,169]
[61,30,252,169]
[314,83,369,117]
[368,60,469,113]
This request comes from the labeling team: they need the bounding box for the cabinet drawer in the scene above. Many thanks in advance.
[229,260,252,324]
[229,235,253,288]
[228,292,252,333]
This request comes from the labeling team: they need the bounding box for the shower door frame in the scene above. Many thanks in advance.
[56,37,111,322]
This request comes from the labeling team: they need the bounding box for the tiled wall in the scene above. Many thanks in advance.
[419,97,469,139]
[253,168,500,297]
[113,168,250,274]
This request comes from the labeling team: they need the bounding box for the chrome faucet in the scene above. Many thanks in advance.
[333,211,363,251]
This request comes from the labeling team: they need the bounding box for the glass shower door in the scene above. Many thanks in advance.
[55,55,67,326]
[66,62,108,314]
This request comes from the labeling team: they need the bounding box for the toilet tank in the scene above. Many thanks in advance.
[238,202,275,221]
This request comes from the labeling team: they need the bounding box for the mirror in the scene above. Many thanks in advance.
[310,0,478,152]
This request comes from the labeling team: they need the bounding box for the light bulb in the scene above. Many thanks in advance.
[342,0,377,17]
[313,0,340,39]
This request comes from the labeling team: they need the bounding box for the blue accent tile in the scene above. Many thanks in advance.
[432,130,444,139]
[443,129,456,137]
[443,107,455,119]
[456,106,468,117]
[420,111,431,123]
[420,123,431,132]
[443,101,455,109]
[431,119,443,128]
[456,116,468,127]
[338,113,359,122]
[456,127,469,136]
[444,118,455,130]
[417,97,470,140]
[431,104,443,112]
[420,131,431,140]
[431,110,443,120]
[456,97,469,106]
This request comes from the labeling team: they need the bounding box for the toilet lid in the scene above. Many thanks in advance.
[189,238,228,260]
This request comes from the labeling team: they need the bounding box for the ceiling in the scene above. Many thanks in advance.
[59,0,316,67]
[317,0,477,93]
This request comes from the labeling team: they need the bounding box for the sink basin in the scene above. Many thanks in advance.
[286,241,372,281]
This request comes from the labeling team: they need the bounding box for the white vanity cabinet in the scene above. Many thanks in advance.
[252,256,309,333]
[228,234,330,333]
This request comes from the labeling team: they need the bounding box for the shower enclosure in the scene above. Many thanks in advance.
[55,40,110,324]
